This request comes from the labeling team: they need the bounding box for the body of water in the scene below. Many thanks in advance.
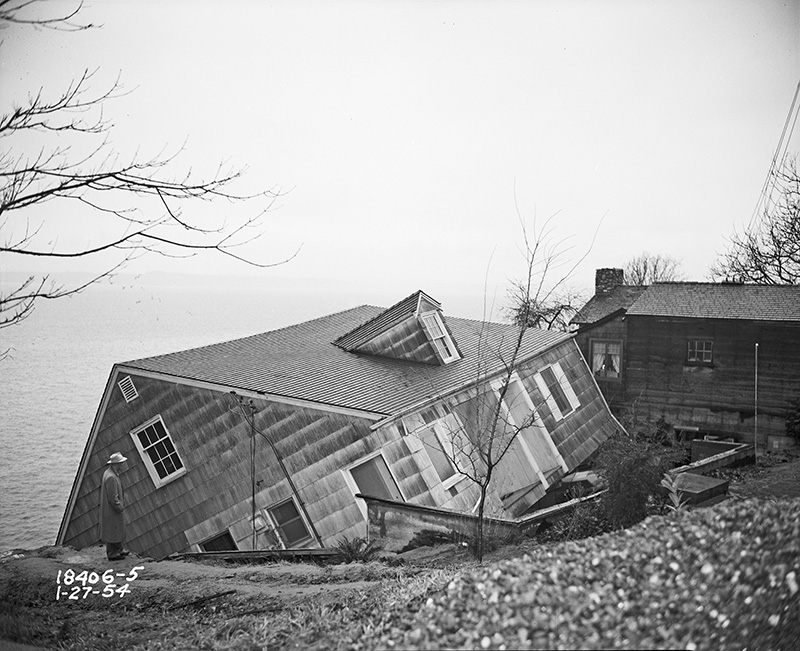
[0,277,368,552]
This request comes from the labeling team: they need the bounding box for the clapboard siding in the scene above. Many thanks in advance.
[625,317,800,441]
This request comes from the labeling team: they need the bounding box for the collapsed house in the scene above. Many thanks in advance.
[57,290,621,559]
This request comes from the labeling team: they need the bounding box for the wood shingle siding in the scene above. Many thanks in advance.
[59,292,622,558]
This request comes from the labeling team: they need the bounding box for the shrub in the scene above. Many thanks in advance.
[334,536,383,563]
[786,397,800,439]
[594,432,684,529]
[537,488,609,544]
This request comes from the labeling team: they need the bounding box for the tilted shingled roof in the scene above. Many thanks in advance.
[123,304,572,416]
[626,282,800,322]
[571,285,647,326]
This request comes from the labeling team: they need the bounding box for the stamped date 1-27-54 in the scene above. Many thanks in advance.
[55,566,144,600]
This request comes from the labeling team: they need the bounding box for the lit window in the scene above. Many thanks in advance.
[687,340,713,364]
[420,312,460,363]
[591,340,622,379]
[268,499,312,548]
[130,416,186,487]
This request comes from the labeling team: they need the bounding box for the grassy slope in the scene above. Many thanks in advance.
[1,455,798,650]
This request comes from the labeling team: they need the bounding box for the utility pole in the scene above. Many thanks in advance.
[754,342,759,461]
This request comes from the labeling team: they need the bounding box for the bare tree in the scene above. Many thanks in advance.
[624,252,684,285]
[0,1,294,329]
[506,282,586,331]
[712,156,800,284]
[415,213,599,561]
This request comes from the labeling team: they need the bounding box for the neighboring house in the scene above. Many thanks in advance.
[57,290,621,559]
[574,271,800,444]
[571,268,646,411]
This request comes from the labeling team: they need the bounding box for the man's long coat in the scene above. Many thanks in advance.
[100,466,125,543]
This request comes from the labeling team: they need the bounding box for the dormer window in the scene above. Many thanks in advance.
[419,311,460,363]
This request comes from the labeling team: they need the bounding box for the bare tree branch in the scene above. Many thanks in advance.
[711,155,800,284]
[1,1,295,329]
[624,252,685,285]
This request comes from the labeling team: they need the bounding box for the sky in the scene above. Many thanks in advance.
[2,0,799,320]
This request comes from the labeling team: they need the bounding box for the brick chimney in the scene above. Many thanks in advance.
[595,268,625,295]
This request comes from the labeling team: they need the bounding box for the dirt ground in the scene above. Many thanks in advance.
[2,449,798,650]
[0,537,476,650]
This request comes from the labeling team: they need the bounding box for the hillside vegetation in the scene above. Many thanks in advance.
[1,459,798,650]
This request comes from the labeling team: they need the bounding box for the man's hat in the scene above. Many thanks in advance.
[107,452,127,464]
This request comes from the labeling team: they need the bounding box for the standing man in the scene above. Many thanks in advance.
[100,452,128,561]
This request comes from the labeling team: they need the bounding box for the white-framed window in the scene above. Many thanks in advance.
[419,311,460,363]
[534,362,580,422]
[266,498,313,549]
[343,451,404,519]
[403,406,466,490]
[129,415,187,488]
[687,340,713,364]
[590,340,622,379]
[117,376,139,403]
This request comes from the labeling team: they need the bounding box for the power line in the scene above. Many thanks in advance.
[748,76,800,230]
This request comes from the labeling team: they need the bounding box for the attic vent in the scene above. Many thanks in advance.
[118,376,139,403]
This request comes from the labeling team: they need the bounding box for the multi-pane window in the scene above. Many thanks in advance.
[420,312,459,363]
[130,416,186,487]
[591,340,622,379]
[268,499,312,548]
[687,340,713,364]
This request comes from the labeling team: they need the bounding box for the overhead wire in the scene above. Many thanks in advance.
[748,76,800,230]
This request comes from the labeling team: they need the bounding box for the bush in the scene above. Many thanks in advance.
[786,397,800,439]
[334,536,383,563]
[537,489,609,544]
[594,432,683,529]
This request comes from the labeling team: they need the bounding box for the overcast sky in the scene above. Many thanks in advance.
[3,0,799,318]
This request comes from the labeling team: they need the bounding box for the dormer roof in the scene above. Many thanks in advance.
[334,290,460,365]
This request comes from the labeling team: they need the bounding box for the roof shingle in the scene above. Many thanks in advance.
[124,304,572,416]
[626,283,800,321]
[571,285,647,325]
